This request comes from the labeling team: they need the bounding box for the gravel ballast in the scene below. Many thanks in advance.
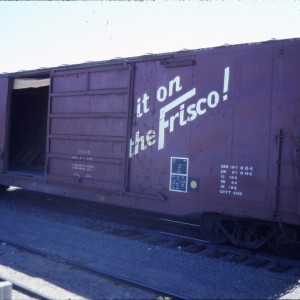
[0,189,300,299]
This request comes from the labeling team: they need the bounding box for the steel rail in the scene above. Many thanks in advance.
[155,229,300,269]
[0,237,190,300]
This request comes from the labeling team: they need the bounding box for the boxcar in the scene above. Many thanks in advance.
[0,38,299,253]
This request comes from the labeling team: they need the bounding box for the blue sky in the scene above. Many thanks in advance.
[0,0,299,73]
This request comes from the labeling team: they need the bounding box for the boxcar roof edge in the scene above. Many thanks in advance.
[1,37,299,77]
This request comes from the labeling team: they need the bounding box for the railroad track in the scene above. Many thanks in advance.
[4,190,300,275]
[1,190,300,297]
[36,195,300,264]
[154,229,300,274]
[0,237,188,300]
[100,219,300,277]
[1,224,299,300]
[77,207,300,275]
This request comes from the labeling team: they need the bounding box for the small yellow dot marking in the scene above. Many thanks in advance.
[190,180,197,189]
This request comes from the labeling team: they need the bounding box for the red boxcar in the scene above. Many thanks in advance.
[0,38,299,252]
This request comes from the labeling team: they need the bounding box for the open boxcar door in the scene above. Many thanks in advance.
[46,64,134,192]
[0,77,9,175]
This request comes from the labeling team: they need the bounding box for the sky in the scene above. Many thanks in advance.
[0,0,299,73]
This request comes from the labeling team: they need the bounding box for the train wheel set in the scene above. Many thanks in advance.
[200,212,300,258]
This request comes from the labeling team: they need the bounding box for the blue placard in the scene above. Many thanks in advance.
[170,174,188,192]
[171,158,188,175]
[170,157,189,192]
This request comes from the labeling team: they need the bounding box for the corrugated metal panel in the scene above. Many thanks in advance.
[47,65,133,191]
[269,44,300,218]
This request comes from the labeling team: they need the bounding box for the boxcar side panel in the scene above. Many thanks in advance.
[128,40,300,223]
[47,65,133,191]
[228,47,273,213]
[128,50,237,215]
[0,78,9,174]
[269,42,300,222]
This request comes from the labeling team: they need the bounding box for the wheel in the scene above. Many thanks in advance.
[200,213,228,244]
[269,240,300,259]
[269,225,300,259]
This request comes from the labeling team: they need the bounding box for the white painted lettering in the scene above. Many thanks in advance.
[136,93,150,118]
[130,130,157,157]
[136,97,143,118]
[142,93,150,114]
[179,104,187,126]
[207,91,219,108]
[168,76,182,97]
[129,138,135,158]
[196,98,207,115]
[130,67,231,157]
[158,116,170,151]
[146,130,156,146]
[170,112,180,133]
[223,67,230,101]
[158,88,196,150]
[134,131,147,155]
[186,103,197,122]
[157,86,168,102]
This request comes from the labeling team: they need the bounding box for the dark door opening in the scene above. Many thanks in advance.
[8,78,49,177]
